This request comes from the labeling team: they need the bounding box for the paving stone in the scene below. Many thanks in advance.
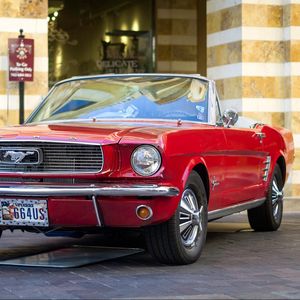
[0,213,299,299]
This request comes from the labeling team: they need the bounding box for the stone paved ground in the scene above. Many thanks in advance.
[0,212,299,299]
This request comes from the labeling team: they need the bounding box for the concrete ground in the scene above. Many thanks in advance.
[0,200,299,299]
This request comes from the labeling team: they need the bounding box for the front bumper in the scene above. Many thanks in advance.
[0,184,180,228]
[0,184,179,197]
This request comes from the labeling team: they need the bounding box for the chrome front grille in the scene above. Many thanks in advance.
[0,177,99,184]
[0,141,103,173]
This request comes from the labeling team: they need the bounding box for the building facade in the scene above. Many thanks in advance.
[0,0,299,195]
[204,0,300,196]
[0,0,48,125]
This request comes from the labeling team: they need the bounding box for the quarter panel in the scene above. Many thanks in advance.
[261,125,295,184]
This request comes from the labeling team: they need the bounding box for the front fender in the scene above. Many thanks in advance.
[181,157,209,191]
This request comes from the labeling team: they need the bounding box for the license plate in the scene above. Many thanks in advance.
[0,199,49,227]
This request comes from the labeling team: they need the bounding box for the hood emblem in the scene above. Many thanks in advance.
[0,148,43,165]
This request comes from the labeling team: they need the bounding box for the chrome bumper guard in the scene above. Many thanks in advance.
[0,184,180,197]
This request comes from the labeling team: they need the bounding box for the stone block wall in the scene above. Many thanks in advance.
[207,0,300,196]
[155,0,198,73]
[0,0,48,125]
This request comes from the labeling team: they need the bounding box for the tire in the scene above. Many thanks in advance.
[144,171,208,265]
[248,164,284,231]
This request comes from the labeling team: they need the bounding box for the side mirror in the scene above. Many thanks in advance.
[221,109,239,127]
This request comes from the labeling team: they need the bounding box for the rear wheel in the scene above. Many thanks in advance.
[248,164,283,231]
[144,171,208,265]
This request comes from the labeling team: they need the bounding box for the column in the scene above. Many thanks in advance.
[207,0,300,196]
[155,0,198,73]
[0,0,48,125]
[285,1,300,196]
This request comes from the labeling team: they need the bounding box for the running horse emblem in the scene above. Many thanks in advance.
[3,150,34,163]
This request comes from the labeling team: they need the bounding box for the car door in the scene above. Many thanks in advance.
[220,126,267,207]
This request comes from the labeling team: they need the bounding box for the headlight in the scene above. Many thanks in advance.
[131,145,162,176]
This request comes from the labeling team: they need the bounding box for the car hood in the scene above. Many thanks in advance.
[0,120,212,145]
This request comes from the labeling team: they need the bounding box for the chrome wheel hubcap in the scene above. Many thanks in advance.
[272,178,283,221]
[179,188,203,248]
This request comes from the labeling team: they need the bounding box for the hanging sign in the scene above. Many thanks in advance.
[8,38,34,82]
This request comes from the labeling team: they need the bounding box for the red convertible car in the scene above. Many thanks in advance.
[0,74,294,264]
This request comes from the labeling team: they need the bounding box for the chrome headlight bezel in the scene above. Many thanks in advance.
[131,145,162,176]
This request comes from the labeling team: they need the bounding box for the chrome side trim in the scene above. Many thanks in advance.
[208,198,266,221]
[92,195,102,226]
[0,184,179,197]
[263,156,271,181]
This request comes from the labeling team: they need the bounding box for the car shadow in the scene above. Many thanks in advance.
[0,217,257,267]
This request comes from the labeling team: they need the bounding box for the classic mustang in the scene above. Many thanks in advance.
[0,74,294,265]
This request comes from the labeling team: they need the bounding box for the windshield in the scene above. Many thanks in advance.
[29,76,209,123]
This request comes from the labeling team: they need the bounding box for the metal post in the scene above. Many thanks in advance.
[19,81,24,124]
[18,29,25,124]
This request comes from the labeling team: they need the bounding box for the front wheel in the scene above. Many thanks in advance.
[248,164,284,231]
[144,171,208,265]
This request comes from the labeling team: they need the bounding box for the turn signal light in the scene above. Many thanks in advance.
[136,205,153,220]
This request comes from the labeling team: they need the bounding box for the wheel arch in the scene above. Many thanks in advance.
[276,155,286,184]
[192,163,210,205]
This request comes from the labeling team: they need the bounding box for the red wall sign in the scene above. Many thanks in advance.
[8,38,34,82]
